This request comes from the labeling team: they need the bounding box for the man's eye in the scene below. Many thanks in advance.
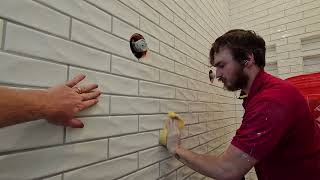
[218,64,224,68]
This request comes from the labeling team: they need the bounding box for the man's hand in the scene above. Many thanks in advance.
[44,74,101,128]
[166,118,181,154]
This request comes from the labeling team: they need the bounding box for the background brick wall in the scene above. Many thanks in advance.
[3,0,318,179]
[0,0,236,180]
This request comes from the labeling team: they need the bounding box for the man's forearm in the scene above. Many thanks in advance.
[0,86,48,127]
[175,147,228,179]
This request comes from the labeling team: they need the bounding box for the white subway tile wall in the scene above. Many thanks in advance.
[0,0,234,179]
[2,0,318,179]
[231,0,320,79]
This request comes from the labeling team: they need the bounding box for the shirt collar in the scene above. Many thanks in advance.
[238,91,248,99]
[242,69,267,107]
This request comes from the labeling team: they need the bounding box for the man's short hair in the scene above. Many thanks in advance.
[209,29,266,68]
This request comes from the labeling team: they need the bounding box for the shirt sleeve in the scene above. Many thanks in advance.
[231,99,292,161]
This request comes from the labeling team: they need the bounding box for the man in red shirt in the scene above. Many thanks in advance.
[166,29,320,179]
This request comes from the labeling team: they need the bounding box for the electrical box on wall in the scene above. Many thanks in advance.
[130,33,148,59]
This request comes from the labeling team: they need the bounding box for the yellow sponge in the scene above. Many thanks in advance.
[159,112,185,145]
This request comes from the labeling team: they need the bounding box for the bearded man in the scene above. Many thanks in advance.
[165,29,320,180]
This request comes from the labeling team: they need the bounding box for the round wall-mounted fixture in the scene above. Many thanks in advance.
[130,33,148,59]
[209,70,215,83]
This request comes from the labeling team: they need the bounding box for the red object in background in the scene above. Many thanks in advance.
[286,72,320,122]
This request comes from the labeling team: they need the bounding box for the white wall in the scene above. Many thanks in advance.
[0,0,235,180]
[231,0,320,179]
[231,0,320,79]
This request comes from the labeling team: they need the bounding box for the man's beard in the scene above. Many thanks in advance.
[223,66,249,91]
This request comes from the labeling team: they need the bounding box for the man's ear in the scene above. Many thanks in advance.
[246,53,255,66]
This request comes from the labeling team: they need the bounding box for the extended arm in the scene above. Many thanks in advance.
[0,74,101,128]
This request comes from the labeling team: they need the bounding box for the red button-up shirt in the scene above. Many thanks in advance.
[231,70,320,180]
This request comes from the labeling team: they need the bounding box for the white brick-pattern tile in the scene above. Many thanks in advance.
[160,157,183,176]
[112,18,160,52]
[186,172,205,180]
[112,55,160,81]
[188,123,207,136]
[87,0,139,27]
[118,164,160,180]
[111,96,160,114]
[37,0,112,31]
[66,115,138,142]
[160,42,186,64]
[160,70,188,88]
[0,0,245,179]
[69,67,138,96]
[160,100,189,113]
[140,17,174,46]
[231,0,320,80]
[177,166,194,180]
[176,88,197,101]
[138,146,170,168]
[142,0,174,22]
[159,170,177,180]
[71,20,135,60]
[0,0,69,37]
[5,23,110,71]
[0,120,63,153]
[139,81,175,98]
[120,0,159,24]
[139,114,167,131]
[160,15,186,41]
[0,19,3,46]
[109,131,159,157]
[0,52,67,87]
[0,140,108,179]
[64,153,138,180]
[142,51,175,72]
[43,175,62,180]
